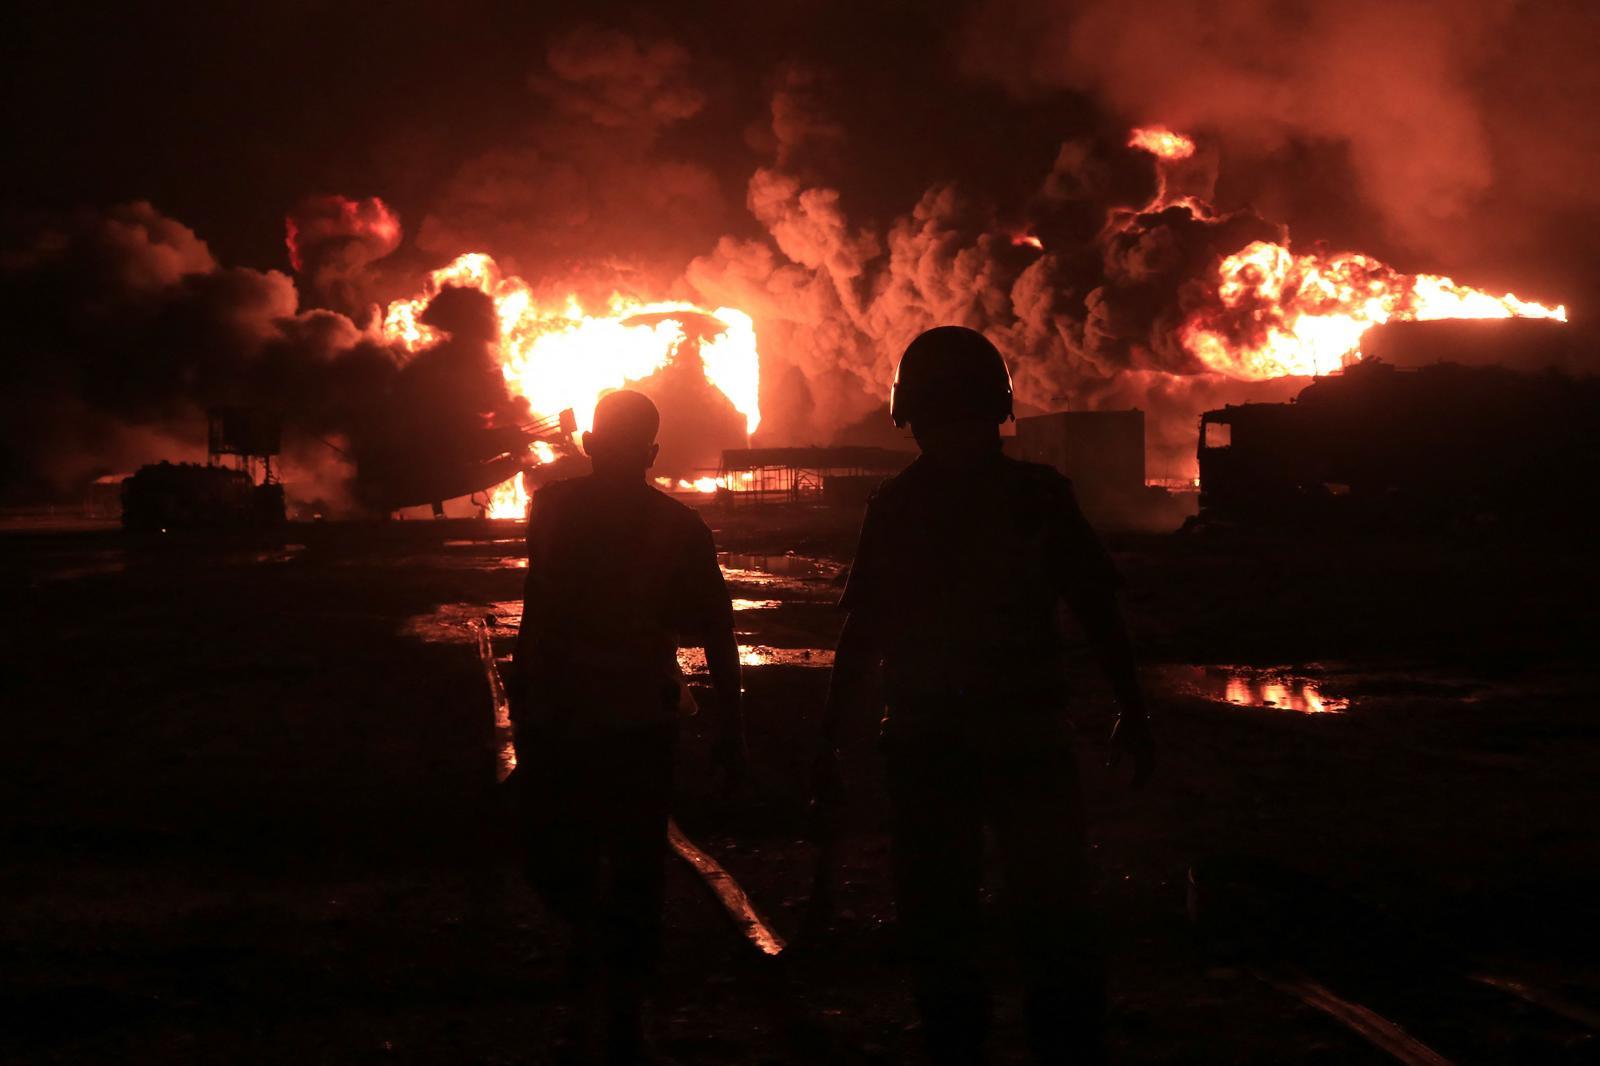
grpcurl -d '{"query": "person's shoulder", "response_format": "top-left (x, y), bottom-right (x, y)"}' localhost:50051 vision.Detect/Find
top-left (531, 475), bottom-right (586, 509)
top-left (997, 457), bottom-right (1084, 515)
top-left (1001, 456), bottom-right (1074, 494)
top-left (867, 458), bottom-right (926, 509)
top-left (644, 483), bottom-right (714, 533)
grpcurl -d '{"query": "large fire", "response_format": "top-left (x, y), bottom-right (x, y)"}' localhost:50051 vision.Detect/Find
top-left (1181, 242), bottom-right (1568, 379)
top-left (1126, 127), bottom-right (1568, 380)
top-left (381, 253), bottom-right (761, 517)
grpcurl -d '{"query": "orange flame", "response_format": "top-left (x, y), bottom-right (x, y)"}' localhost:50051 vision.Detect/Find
top-left (1127, 126), bottom-right (1566, 380)
top-left (1128, 126), bottom-right (1196, 161)
top-left (485, 472), bottom-right (529, 519)
top-left (479, 441), bottom-right (558, 519)
top-left (381, 253), bottom-right (761, 434)
top-left (382, 253), bottom-right (762, 517)
top-left (1182, 240), bottom-right (1568, 379)
top-left (652, 471), bottom-right (756, 495)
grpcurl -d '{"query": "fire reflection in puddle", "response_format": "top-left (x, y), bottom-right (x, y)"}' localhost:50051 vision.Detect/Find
top-left (1160, 665), bottom-right (1350, 714)
top-left (719, 553), bottom-right (843, 597)
top-left (402, 603), bottom-right (831, 675)
top-left (678, 645), bottom-right (834, 672)
top-left (732, 598), bottom-right (782, 611)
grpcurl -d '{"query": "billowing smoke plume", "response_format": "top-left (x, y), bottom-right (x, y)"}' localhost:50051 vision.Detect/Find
top-left (0, 202), bottom-right (526, 509)
top-left (959, 0), bottom-right (1600, 299)
top-left (414, 25), bottom-right (731, 292)
top-left (285, 194), bottom-right (401, 321)
top-left (680, 74), bottom-right (1299, 471)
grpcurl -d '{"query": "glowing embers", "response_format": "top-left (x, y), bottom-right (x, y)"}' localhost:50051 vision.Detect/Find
top-left (1221, 671), bottom-right (1349, 714)
top-left (381, 252), bottom-right (761, 436)
top-left (1164, 665), bottom-right (1351, 714)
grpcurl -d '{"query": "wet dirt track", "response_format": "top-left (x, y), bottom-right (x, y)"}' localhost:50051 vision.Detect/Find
top-left (3, 511), bottom-right (1598, 1064)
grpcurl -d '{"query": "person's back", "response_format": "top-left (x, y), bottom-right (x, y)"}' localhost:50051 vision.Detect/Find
top-left (519, 473), bottom-right (727, 733)
top-left (817, 327), bottom-right (1153, 1066)
top-left (510, 390), bottom-right (745, 1062)
top-left (842, 450), bottom-right (1119, 732)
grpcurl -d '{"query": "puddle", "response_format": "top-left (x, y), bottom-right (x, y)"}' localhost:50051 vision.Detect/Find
top-left (406, 600), bottom-right (832, 684)
top-left (1157, 665), bottom-right (1350, 714)
top-left (732, 598), bottom-right (783, 611)
top-left (678, 645), bottom-right (834, 673)
top-left (721, 553), bottom-right (844, 579)
top-left (443, 538), bottom-right (523, 547)
top-left (401, 601), bottom-right (525, 644)
top-left (719, 552), bottom-right (844, 598)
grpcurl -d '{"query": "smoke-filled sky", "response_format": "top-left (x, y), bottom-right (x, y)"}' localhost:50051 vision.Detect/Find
top-left (4, 0), bottom-right (1597, 503)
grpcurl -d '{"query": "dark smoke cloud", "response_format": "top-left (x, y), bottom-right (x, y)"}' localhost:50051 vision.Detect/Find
top-left (0, 202), bottom-right (530, 508)
top-left (285, 195), bottom-right (402, 322)
top-left (959, 0), bottom-right (1600, 301)
top-left (681, 82), bottom-right (1295, 472)
top-left (413, 25), bottom-right (734, 292)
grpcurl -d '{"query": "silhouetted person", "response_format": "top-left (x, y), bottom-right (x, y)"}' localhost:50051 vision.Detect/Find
top-left (814, 327), bottom-right (1154, 1066)
top-left (510, 389), bottom-right (746, 1062)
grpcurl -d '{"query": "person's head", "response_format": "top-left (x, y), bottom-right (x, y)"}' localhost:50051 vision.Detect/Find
top-left (583, 389), bottom-right (661, 478)
top-left (890, 326), bottom-right (1014, 463)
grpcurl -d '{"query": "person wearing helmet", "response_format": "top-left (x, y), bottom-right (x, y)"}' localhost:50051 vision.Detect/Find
top-left (510, 389), bottom-right (746, 1061)
top-left (813, 326), bottom-right (1153, 1065)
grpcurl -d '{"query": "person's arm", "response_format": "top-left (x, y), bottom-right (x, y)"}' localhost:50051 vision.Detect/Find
top-left (1054, 481), bottom-right (1154, 786)
top-left (813, 494), bottom-right (888, 804)
top-left (680, 520), bottom-right (745, 796)
top-left (1064, 586), bottom-right (1145, 722)
top-left (818, 610), bottom-right (882, 755)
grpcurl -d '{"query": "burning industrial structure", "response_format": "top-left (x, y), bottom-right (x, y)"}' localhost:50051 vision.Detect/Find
top-left (12, 9), bottom-right (1600, 1063)
top-left (0, 7), bottom-right (1587, 520)
top-left (376, 253), bottom-right (760, 517)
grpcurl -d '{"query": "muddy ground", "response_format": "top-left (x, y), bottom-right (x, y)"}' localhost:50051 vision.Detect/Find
top-left (3, 507), bottom-right (1598, 1064)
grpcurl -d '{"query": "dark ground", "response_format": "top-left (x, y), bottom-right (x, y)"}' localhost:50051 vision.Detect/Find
top-left (3, 506), bottom-right (1598, 1064)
